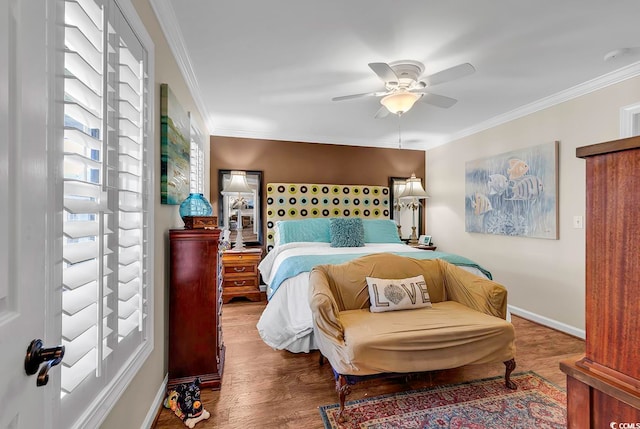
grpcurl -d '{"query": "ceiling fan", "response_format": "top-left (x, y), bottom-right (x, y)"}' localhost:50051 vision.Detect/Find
top-left (332, 60), bottom-right (475, 118)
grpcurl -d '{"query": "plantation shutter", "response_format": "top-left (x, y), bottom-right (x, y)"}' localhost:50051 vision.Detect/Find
top-left (190, 125), bottom-right (205, 194)
top-left (61, 0), bottom-right (151, 425)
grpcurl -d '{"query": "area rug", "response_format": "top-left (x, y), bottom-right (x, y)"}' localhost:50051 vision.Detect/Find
top-left (319, 371), bottom-right (566, 429)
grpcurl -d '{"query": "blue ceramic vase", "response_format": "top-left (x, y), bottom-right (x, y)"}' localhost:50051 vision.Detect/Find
top-left (179, 193), bottom-right (213, 219)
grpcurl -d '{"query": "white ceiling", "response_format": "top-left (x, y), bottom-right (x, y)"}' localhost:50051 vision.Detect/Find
top-left (154, 0), bottom-right (640, 150)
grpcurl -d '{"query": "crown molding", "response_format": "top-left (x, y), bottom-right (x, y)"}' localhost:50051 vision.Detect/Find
top-left (446, 61), bottom-right (640, 145)
top-left (211, 127), bottom-right (434, 150)
top-left (149, 0), bottom-right (214, 134)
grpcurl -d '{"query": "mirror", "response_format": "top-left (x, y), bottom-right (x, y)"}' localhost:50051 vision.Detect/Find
top-left (218, 170), bottom-right (263, 246)
top-left (389, 176), bottom-right (423, 241)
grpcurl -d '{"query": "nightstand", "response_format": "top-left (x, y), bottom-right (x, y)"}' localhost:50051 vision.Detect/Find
top-left (221, 247), bottom-right (263, 303)
top-left (409, 244), bottom-right (437, 251)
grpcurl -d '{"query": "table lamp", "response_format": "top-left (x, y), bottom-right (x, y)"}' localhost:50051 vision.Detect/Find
top-left (399, 173), bottom-right (429, 245)
top-left (222, 171), bottom-right (253, 250)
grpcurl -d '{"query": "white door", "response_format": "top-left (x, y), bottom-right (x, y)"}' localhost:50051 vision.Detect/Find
top-left (0, 1), bottom-right (55, 427)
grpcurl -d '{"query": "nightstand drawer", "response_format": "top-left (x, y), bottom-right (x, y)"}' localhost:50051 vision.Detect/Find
top-left (222, 263), bottom-right (258, 276)
top-left (222, 277), bottom-right (259, 289)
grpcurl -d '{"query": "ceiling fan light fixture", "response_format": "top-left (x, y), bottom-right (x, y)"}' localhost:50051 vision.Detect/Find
top-left (380, 91), bottom-right (421, 115)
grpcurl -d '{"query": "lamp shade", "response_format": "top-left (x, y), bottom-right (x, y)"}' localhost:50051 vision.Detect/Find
top-left (399, 173), bottom-right (429, 199)
top-left (380, 91), bottom-right (421, 115)
top-left (393, 180), bottom-right (406, 197)
top-left (222, 170), bottom-right (252, 194)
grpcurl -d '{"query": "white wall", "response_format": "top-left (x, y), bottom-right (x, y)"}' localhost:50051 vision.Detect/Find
top-left (427, 75), bottom-right (640, 335)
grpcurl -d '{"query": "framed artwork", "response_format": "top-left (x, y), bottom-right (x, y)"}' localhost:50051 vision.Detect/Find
top-left (160, 83), bottom-right (190, 204)
top-left (418, 235), bottom-right (432, 245)
top-left (465, 141), bottom-right (559, 239)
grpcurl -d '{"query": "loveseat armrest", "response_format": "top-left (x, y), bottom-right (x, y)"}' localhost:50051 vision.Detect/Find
top-left (440, 261), bottom-right (508, 319)
top-left (309, 267), bottom-right (345, 345)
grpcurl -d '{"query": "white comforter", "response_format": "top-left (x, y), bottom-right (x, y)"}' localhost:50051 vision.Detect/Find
top-left (256, 243), bottom-right (488, 353)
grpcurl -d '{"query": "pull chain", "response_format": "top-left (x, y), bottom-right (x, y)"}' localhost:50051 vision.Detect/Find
top-left (397, 113), bottom-right (403, 149)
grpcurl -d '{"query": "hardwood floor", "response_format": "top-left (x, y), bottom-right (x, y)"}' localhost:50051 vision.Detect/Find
top-left (153, 300), bottom-right (585, 429)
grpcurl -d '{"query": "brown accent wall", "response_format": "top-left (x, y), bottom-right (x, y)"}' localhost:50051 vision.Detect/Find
top-left (209, 135), bottom-right (426, 234)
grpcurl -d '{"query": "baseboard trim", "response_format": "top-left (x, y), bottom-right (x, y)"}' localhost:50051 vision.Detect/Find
top-left (142, 374), bottom-right (168, 429)
top-left (508, 305), bottom-right (585, 340)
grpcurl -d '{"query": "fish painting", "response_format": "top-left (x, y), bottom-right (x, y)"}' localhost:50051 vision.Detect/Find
top-left (507, 175), bottom-right (544, 201)
top-left (487, 174), bottom-right (509, 195)
top-left (507, 159), bottom-right (529, 180)
top-left (472, 192), bottom-right (493, 215)
top-left (465, 141), bottom-right (558, 239)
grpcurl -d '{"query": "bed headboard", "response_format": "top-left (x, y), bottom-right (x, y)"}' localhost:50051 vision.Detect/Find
top-left (265, 183), bottom-right (390, 250)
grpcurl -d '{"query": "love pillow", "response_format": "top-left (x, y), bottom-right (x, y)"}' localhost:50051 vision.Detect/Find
top-left (366, 275), bottom-right (433, 313)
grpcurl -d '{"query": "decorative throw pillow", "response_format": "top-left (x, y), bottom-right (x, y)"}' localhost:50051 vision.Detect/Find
top-left (329, 218), bottom-right (365, 247)
top-left (362, 219), bottom-right (402, 243)
top-left (366, 275), bottom-right (432, 313)
top-left (276, 218), bottom-right (330, 244)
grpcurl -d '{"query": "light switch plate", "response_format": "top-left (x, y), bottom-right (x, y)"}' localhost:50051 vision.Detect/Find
top-left (573, 216), bottom-right (583, 229)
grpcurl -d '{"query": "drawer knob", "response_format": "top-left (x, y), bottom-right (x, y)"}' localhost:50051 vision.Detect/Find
top-left (234, 281), bottom-right (246, 286)
top-left (233, 267), bottom-right (246, 272)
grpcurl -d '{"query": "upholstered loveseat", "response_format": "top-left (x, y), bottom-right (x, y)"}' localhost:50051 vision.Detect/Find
top-left (309, 253), bottom-right (517, 422)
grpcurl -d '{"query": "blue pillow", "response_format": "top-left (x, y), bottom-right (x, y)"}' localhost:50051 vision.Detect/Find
top-left (276, 219), bottom-right (330, 244)
top-left (362, 219), bottom-right (402, 243)
top-left (329, 218), bottom-right (365, 248)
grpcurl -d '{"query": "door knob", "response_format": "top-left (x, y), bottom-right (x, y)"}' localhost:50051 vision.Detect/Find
top-left (24, 339), bottom-right (65, 386)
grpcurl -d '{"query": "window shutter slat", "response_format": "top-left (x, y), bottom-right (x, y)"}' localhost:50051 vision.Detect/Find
top-left (64, 151), bottom-right (101, 171)
top-left (64, 51), bottom-right (102, 93)
top-left (62, 282), bottom-right (97, 315)
top-left (63, 241), bottom-right (99, 264)
top-left (118, 232), bottom-right (140, 248)
top-left (70, 0), bottom-right (102, 29)
top-left (65, 76), bottom-right (102, 115)
top-left (119, 278), bottom-right (139, 301)
top-left (62, 326), bottom-right (97, 366)
top-left (119, 246), bottom-right (140, 264)
top-left (63, 260), bottom-right (98, 290)
top-left (65, 127), bottom-right (101, 152)
top-left (119, 136), bottom-right (141, 158)
top-left (65, 101), bottom-right (102, 130)
top-left (64, 25), bottom-right (102, 72)
top-left (118, 262), bottom-right (140, 284)
top-left (61, 349), bottom-right (97, 393)
top-left (118, 99), bottom-right (140, 124)
top-left (63, 220), bottom-right (99, 238)
top-left (62, 303), bottom-right (98, 341)
top-left (118, 311), bottom-right (140, 338)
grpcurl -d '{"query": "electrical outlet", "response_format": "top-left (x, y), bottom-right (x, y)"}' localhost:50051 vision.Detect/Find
top-left (573, 216), bottom-right (583, 229)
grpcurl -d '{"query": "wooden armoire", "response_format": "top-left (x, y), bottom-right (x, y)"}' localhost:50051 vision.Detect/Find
top-left (561, 136), bottom-right (640, 427)
top-left (168, 228), bottom-right (224, 389)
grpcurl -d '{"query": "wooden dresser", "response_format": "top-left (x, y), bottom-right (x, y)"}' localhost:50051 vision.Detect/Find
top-left (168, 228), bottom-right (224, 389)
top-left (561, 136), bottom-right (640, 427)
top-left (221, 248), bottom-right (263, 303)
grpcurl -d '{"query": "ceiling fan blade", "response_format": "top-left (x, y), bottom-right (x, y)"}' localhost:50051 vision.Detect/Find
top-left (331, 91), bottom-right (387, 102)
top-left (418, 92), bottom-right (458, 108)
top-left (374, 106), bottom-right (390, 119)
top-left (422, 63), bottom-right (475, 87)
top-left (368, 62), bottom-right (399, 85)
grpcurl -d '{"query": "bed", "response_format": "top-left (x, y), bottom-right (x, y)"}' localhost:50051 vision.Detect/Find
top-left (256, 183), bottom-right (495, 353)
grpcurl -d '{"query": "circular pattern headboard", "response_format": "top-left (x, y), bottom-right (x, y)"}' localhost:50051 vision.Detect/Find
top-left (265, 183), bottom-right (390, 251)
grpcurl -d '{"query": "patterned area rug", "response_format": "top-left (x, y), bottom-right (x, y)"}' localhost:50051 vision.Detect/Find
top-left (319, 372), bottom-right (566, 429)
